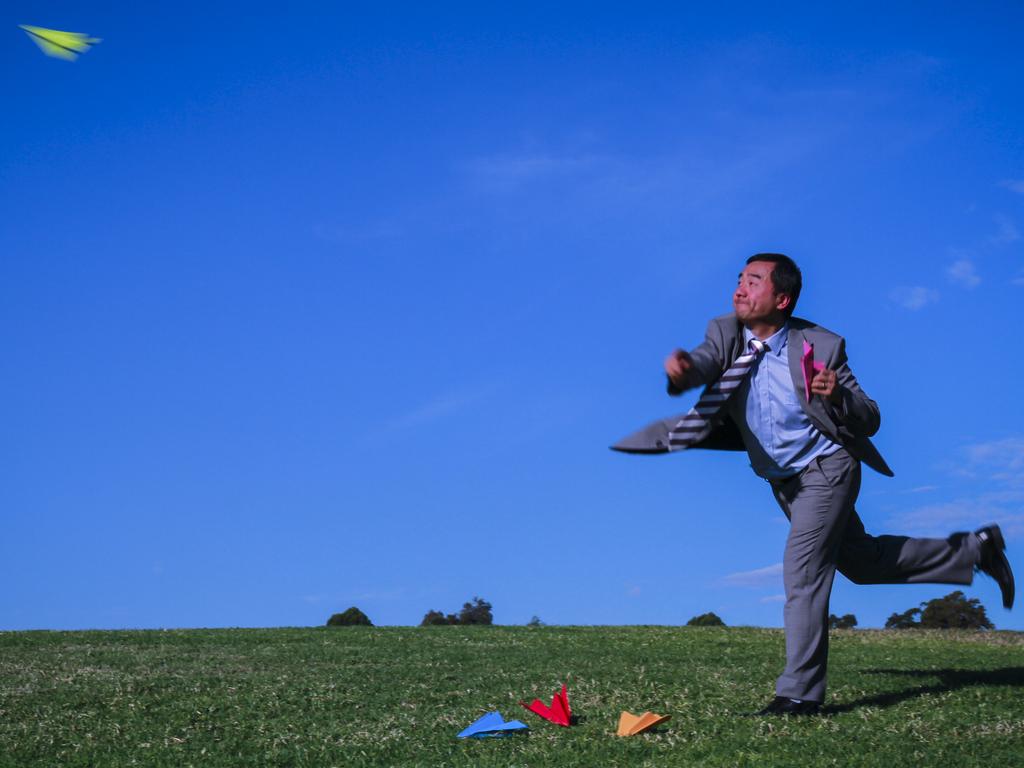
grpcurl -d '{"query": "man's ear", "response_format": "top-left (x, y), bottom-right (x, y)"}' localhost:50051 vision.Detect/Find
top-left (775, 293), bottom-right (792, 313)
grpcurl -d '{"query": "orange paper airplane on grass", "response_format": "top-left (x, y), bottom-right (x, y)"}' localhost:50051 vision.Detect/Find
top-left (521, 683), bottom-right (571, 726)
top-left (617, 710), bottom-right (671, 736)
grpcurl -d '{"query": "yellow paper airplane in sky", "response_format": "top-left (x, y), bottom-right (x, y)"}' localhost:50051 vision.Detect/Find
top-left (20, 25), bottom-right (101, 61)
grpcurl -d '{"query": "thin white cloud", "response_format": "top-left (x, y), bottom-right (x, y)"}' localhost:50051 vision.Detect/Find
top-left (465, 153), bottom-right (608, 190)
top-left (383, 394), bottom-right (466, 430)
top-left (888, 437), bottom-right (1024, 537)
top-left (1013, 270), bottom-right (1024, 287)
top-left (760, 593), bottom-right (787, 603)
top-left (377, 384), bottom-right (497, 434)
top-left (458, 78), bottom-right (868, 226)
top-left (946, 259), bottom-right (981, 288)
top-left (723, 562), bottom-right (783, 587)
top-left (462, 132), bottom-right (833, 220)
top-left (885, 498), bottom-right (1024, 538)
top-left (990, 214), bottom-right (1020, 245)
top-left (890, 286), bottom-right (939, 310)
top-left (964, 437), bottom-right (1024, 465)
top-left (963, 437), bottom-right (1024, 484)
top-left (999, 179), bottom-right (1024, 194)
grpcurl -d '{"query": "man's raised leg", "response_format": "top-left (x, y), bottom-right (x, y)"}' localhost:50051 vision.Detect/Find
top-left (835, 512), bottom-right (978, 586)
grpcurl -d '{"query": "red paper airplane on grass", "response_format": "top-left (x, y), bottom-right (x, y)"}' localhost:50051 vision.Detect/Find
top-left (521, 683), bottom-right (571, 726)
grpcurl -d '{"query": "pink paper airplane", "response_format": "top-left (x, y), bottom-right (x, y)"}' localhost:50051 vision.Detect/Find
top-left (801, 339), bottom-right (825, 401)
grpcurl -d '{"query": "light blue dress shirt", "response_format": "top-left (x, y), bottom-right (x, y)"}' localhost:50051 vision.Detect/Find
top-left (728, 323), bottom-right (841, 480)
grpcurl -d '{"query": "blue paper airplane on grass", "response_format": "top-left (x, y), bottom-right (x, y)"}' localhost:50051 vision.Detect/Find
top-left (457, 711), bottom-right (529, 739)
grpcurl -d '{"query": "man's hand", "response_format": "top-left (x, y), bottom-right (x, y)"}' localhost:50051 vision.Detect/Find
top-left (664, 349), bottom-right (693, 390)
top-left (811, 367), bottom-right (842, 404)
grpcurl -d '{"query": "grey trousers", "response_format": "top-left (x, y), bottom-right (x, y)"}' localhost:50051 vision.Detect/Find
top-left (769, 448), bottom-right (980, 702)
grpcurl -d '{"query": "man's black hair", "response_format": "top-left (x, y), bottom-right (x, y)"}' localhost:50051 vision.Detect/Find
top-left (746, 253), bottom-right (801, 316)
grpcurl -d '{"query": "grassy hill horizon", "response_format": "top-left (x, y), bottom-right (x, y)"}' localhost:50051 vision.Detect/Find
top-left (2, 626), bottom-right (1022, 767)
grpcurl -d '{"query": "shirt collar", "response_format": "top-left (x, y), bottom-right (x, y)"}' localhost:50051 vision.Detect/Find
top-left (743, 322), bottom-right (789, 357)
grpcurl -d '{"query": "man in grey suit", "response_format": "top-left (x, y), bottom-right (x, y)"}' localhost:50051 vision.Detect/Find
top-left (614, 253), bottom-right (1014, 715)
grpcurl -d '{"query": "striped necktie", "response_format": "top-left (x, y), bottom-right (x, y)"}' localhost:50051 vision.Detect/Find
top-left (667, 338), bottom-right (766, 450)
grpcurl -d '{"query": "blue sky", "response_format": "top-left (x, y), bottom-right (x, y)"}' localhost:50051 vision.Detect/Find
top-left (3, 2), bottom-right (1023, 631)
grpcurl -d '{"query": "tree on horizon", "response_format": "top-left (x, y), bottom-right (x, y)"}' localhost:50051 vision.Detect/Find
top-left (885, 591), bottom-right (993, 630)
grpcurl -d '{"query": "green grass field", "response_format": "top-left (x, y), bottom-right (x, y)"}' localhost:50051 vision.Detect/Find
top-left (1, 626), bottom-right (1022, 767)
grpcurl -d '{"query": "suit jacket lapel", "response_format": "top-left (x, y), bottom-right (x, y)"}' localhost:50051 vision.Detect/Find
top-left (786, 325), bottom-right (806, 405)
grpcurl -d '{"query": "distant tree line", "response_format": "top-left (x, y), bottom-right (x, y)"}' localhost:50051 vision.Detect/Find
top-left (828, 613), bottom-right (857, 629)
top-left (421, 597), bottom-right (493, 626)
top-left (326, 607), bottom-right (373, 626)
top-left (324, 597), bottom-right (509, 628)
top-left (885, 591), bottom-right (993, 630)
top-left (325, 591), bottom-right (993, 630)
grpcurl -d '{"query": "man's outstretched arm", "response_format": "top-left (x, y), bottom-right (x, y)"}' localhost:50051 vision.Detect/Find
top-left (665, 317), bottom-right (730, 395)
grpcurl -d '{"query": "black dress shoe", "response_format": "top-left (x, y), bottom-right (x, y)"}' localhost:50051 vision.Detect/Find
top-left (756, 696), bottom-right (821, 716)
top-left (976, 525), bottom-right (1014, 609)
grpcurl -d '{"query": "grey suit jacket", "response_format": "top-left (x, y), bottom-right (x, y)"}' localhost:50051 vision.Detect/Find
top-left (612, 313), bottom-right (894, 477)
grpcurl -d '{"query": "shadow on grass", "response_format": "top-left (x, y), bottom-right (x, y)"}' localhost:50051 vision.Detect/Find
top-left (824, 667), bottom-right (1024, 714)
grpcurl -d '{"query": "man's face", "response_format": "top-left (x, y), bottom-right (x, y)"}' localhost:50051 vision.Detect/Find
top-left (733, 260), bottom-right (790, 324)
